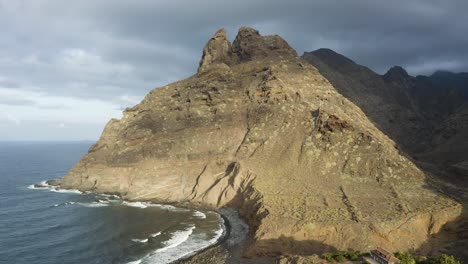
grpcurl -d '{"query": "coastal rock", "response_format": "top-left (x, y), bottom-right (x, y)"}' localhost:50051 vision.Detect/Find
top-left (58, 28), bottom-right (461, 258)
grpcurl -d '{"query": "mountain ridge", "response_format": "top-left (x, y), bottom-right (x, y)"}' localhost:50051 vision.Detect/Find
top-left (57, 27), bottom-right (462, 259)
top-left (302, 48), bottom-right (468, 168)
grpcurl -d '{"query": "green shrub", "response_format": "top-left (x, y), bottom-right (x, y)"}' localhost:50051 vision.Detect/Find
top-left (428, 254), bottom-right (461, 264)
top-left (395, 252), bottom-right (416, 264)
top-left (322, 250), bottom-right (363, 262)
top-left (393, 252), bottom-right (461, 264)
top-left (347, 251), bottom-right (360, 261)
top-left (323, 252), bottom-right (335, 261)
top-left (414, 255), bottom-right (427, 264)
top-left (336, 255), bottom-right (346, 263)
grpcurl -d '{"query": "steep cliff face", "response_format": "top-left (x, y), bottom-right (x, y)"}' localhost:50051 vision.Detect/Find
top-left (58, 27), bottom-right (461, 257)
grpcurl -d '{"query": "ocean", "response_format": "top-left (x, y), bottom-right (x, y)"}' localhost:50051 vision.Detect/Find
top-left (0, 141), bottom-right (225, 264)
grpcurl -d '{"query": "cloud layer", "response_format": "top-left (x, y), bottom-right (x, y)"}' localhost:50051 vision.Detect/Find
top-left (0, 0), bottom-right (466, 140)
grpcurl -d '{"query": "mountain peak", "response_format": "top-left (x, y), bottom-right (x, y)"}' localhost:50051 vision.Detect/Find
top-left (302, 48), bottom-right (356, 71)
top-left (385, 65), bottom-right (409, 77)
top-left (383, 66), bottom-right (411, 83)
top-left (198, 27), bottom-right (297, 73)
top-left (197, 28), bottom-right (233, 73)
top-left (213, 27), bottom-right (227, 38)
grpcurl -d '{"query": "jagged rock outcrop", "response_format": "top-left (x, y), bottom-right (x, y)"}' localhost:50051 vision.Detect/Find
top-left (58, 27), bottom-right (461, 258)
top-left (198, 28), bottom-right (233, 73)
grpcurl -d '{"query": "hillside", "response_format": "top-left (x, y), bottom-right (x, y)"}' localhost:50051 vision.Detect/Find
top-left (302, 49), bottom-right (468, 183)
top-left (57, 28), bottom-right (461, 258)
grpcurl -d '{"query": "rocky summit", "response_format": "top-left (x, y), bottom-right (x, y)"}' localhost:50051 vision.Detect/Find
top-left (58, 28), bottom-right (461, 258)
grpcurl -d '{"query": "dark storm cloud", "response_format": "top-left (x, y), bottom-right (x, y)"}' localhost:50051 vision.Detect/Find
top-left (1, 0), bottom-right (467, 140)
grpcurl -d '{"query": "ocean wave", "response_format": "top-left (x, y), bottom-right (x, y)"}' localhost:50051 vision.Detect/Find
top-left (78, 202), bottom-right (110, 208)
top-left (126, 260), bottom-right (142, 264)
top-left (193, 210), bottom-right (207, 219)
top-left (154, 204), bottom-right (177, 210)
top-left (126, 213), bottom-right (226, 264)
top-left (77, 199), bottom-right (180, 210)
top-left (121, 201), bottom-right (183, 211)
top-left (52, 201), bottom-right (76, 207)
top-left (122, 201), bottom-right (150, 209)
top-left (209, 219), bottom-right (225, 244)
top-left (49, 188), bottom-right (82, 194)
top-left (131, 238), bottom-right (149, 243)
top-left (131, 231), bottom-right (161, 244)
top-left (28, 181), bottom-right (82, 194)
top-left (97, 193), bottom-right (121, 199)
top-left (150, 232), bottom-right (161, 237)
top-left (155, 225), bottom-right (195, 253)
top-left (27, 181), bottom-right (51, 189)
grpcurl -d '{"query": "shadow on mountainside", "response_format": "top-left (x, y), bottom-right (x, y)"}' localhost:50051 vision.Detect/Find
top-left (242, 235), bottom-right (339, 258)
top-left (414, 159), bottom-right (468, 260)
top-left (301, 49), bottom-right (468, 181)
top-left (415, 206), bottom-right (468, 263)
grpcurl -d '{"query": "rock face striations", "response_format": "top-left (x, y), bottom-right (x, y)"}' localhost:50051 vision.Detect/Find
top-left (58, 28), bottom-right (461, 257)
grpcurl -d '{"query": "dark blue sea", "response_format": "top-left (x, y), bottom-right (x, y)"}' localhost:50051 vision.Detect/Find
top-left (0, 142), bottom-right (224, 264)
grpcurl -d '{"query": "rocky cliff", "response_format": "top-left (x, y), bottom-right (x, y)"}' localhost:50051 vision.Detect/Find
top-left (58, 27), bottom-right (461, 257)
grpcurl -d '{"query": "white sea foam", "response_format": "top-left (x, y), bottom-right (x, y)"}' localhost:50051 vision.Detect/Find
top-left (155, 225), bottom-right (195, 253)
top-left (126, 260), bottom-right (141, 264)
top-left (154, 204), bottom-right (176, 210)
top-left (131, 231), bottom-right (162, 244)
top-left (121, 201), bottom-right (180, 210)
top-left (27, 181), bottom-right (50, 189)
top-left (79, 202), bottom-right (109, 208)
top-left (150, 232), bottom-right (161, 237)
top-left (131, 238), bottom-right (149, 243)
top-left (134, 212), bottom-right (226, 264)
top-left (209, 224), bottom-right (225, 244)
top-left (98, 193), bottom-right (121, 199)
top-left (52, 201), bottom-right (76, 207)
top-left (50, 188), bottom-right (82, 194)
top-left (122, 201), bottom-right (149, 209)
top-left (193, 210), bottom-right (207, 219)
top-left (27, 181), bottom-right (83, 195)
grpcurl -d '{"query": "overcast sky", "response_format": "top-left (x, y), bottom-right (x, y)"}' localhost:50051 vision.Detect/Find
top-left (1, 0), bottom-right (467, 141)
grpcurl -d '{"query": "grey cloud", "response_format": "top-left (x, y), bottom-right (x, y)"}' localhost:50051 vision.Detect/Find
top-left (0, 98), bottom-right (34, 106)
top-left (0, 0), bottom-right (467, 140)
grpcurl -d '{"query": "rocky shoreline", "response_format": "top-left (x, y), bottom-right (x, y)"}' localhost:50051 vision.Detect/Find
top-left (44, 179), bottom-right (242, 263)
top-left (179, 208), bottom-right (275, 264)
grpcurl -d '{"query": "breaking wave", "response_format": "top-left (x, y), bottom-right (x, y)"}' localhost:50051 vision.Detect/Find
top-left (27, 180), bottom-right (82, 194)
top-left (156, 225), bottom-right (195, 253)
top-left (27, 181), bottom-right (225, 264)
top-left (131, 238), bottom-right (149, 243)
top-left (193, 210), bottom-right (207, 219)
